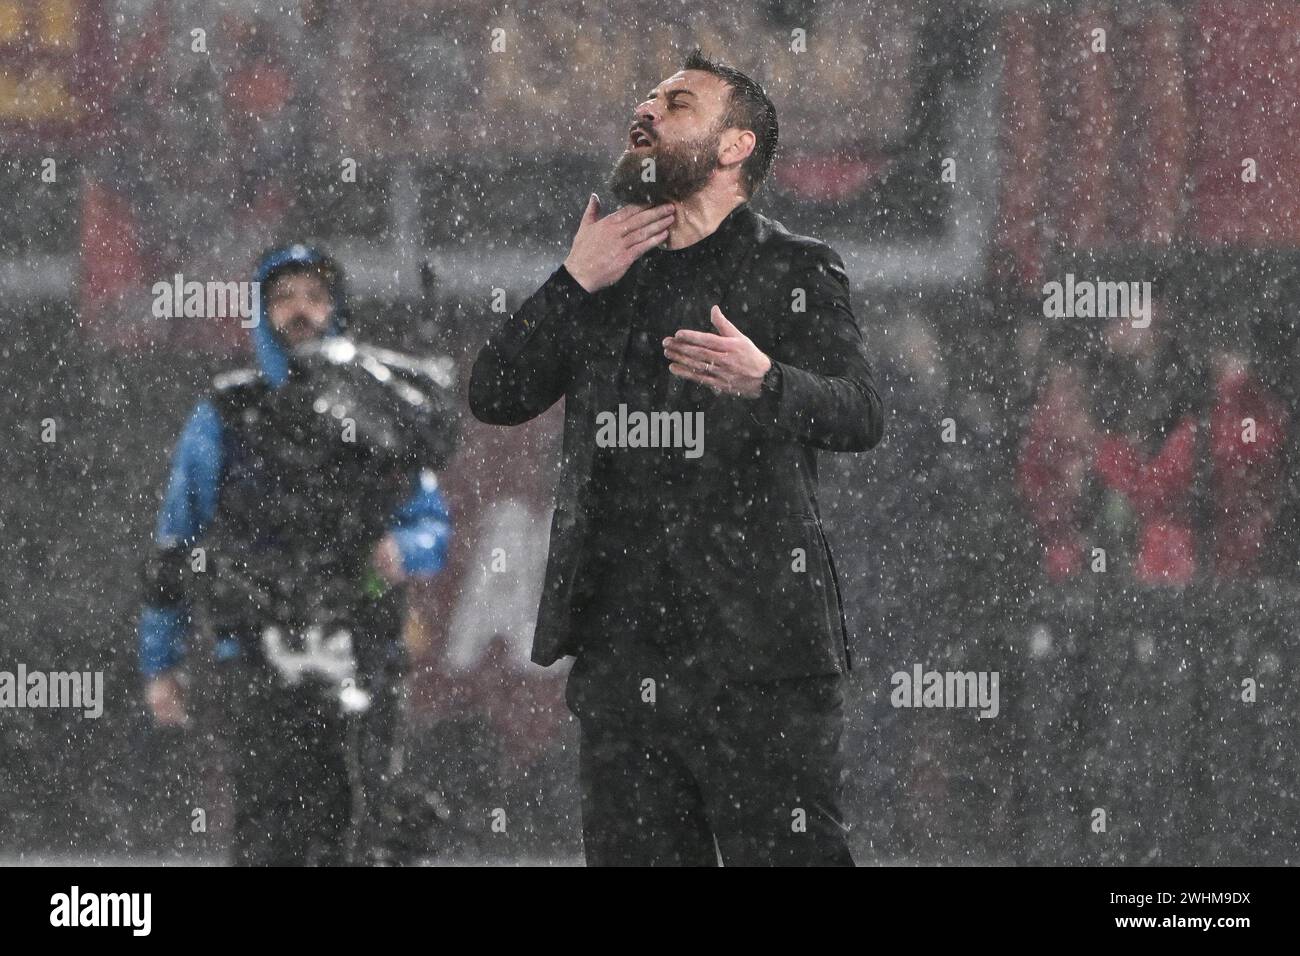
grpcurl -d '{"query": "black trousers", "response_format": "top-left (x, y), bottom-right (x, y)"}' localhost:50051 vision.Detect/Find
top-left (216, 660), bottom-right (405, 865)
top-left (566, 658), bottom-right (855, 867)
top-left (213, 591), bottom-right (408, 866)
top-left (220, 663), bottom-right (354, 867)
top-left (566, 521), bottom-right (854, 866)
top-left (221, 671), bottom-right (406, 867)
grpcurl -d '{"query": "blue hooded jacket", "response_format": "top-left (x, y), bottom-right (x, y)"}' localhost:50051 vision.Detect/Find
top-left (138, 244), bottom-right (452, 677)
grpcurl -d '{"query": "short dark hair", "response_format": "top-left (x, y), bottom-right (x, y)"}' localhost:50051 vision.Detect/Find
top-left (682, 48), bottom-right (778, 197)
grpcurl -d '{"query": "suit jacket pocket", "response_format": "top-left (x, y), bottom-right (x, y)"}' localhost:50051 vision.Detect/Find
top-left (696, 514), bottom-right (846, 679)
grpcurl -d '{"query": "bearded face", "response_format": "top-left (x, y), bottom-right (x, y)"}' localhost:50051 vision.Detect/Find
top-left (268, 272), bottom-right (334, 346)
top-left (608, 119), bottom-right (722, 205)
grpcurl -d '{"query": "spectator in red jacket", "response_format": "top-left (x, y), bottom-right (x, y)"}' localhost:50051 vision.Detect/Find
top-left (1018, 361), bottom-right (1098, 581)
top-left (1091, 307), bottom-right (1201, 586)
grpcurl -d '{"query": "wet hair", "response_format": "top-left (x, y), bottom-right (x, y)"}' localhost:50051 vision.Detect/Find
top-left (682, 48), bottom-right (778, 196)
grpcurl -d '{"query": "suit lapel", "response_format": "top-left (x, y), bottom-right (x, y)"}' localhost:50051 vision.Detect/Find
top-left (700, 203), bottom-right (762, 323)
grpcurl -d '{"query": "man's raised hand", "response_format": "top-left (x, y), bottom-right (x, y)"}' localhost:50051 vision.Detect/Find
top-left (562, 194), bottom-right (675, 293)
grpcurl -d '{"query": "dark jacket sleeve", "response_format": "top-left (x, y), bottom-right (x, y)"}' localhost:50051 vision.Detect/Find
top-left (468, 265), bottom-right (593, 425)
top-left (750, 245), bottom-right (885, 452)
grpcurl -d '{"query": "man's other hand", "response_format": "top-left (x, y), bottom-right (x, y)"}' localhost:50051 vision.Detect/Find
top-left (371, 533), bottom-right (407, 586)
top-left (664, 305), bottom-right (772, 398)
top-left (146, 672), bottom-right (190, 727)
top-left (562, 194), bottom-right (675, 293)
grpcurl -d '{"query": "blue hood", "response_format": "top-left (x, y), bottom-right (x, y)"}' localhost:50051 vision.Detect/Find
top-left (251, 243), bottom-right (347, 388)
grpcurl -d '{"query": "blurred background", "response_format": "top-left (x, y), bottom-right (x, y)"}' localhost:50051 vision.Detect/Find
top-left (2, 0), bottom-right (1299, 864)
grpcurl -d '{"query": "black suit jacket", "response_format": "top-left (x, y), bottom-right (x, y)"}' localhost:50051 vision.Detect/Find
top-left (469, 203), bottom-right (884, 679)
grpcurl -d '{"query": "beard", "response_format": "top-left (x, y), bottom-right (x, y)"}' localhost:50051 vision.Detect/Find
top-left (275, 314), bottom-right (327, 346)
top-left (608, 126), bottom-right (721, 205)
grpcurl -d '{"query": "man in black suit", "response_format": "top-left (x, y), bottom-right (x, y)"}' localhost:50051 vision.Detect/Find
top-left (469, 49), bottom-right (884, 866)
